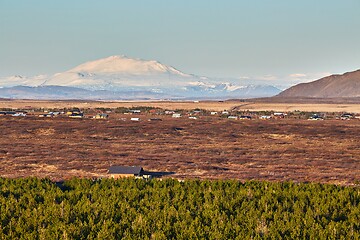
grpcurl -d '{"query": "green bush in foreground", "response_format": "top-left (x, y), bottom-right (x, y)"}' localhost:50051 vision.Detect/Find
top-left (0, 178), bottom-right (359, 239)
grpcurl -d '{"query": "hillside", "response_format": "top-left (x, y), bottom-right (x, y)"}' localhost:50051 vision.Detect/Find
top-left (278, 70), bottom-right (360, 98)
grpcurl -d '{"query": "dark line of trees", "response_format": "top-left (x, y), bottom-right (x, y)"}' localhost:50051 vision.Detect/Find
top-left (0, 178), bottom-right (359, 239)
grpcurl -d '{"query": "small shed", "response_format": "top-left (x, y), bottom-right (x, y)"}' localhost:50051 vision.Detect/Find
top-left (108, 166), bottom-right (144, 179)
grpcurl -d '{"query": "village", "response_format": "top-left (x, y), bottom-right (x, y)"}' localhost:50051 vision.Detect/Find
top-left (1, 105), bottom-right (359, 121)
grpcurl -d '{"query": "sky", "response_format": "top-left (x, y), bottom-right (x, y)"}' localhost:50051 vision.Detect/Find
top-left (1, 0), bottom-right (360, 84)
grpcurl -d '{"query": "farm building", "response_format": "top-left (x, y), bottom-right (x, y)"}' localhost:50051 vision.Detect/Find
top-left (148, 118), bottom-right (162, 121)
top-left (228, 116), bottom-right (238, 120)
top-left (273, 112), bottom-right (287, 118)
top-left (0, 111), bottom-right (16, 116)
top-left (69, 113), bottom-right (84, 118)
top-left (340, 113), bottom-right (353, 120)
top-left (38, 113), bottom-right (54, 118)
top-left (94, 113), bottom-right (109, 119)
top-left (260, 115), bottom-right (272, 120)
top-left (67, 108), bottom-right (81, 115)
top-left (165, 110), bottom-right (175, 115)
top-left (239, 115), bottom-right (252, 120)
top-left (12, 113), bottom-right (27, 117)
top-left (107, 166), bottom-right (151, 179)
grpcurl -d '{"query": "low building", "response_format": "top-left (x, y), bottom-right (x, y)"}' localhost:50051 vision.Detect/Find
top-left (239, 115), bottom-right (252, 120)
top-left (12, 112), bottom-right (27, 117)
top-left (4, 111), bottom-right (16, 115)
top-left (165, 110), bottom-right (175, 115)
top-left (273, 112), bottom-right (287, 118)
top-left (94, 113), bottom-right (109, 119)
top-left (260, 115), bottom-right (271, 120)
top-left (308, 115), bottom-right (324, 121)
top-left (340, 113), bottom-right (353, 120)
top-left (228, 116), bottom-right (238, 120)
top-left (50, 111), bottom-right (61, 116)
top-left (172, 113), bottom-right (181, 118)
top-left (69, 113), bottom-right (84, 118)
top-left (107, 166), bottom-right (151, 179)
top-left (67, 108), bottom-right (81, 115)
top-left (148, 118), bottom-right (162, 121)
top-left (128, 110), bottom-right (141, 114)
top-left (39, 113), bottom-right (54, 118)
top-left (131, 117), bottom-right (140, 121)
top-left (148, 109), bottom-right (158, 114)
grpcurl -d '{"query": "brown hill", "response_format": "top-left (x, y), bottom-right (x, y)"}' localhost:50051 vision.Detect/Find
top-left (278, 69), bottom-right (360, 98)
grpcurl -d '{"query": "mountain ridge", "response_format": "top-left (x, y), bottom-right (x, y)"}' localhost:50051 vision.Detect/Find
top-left (278, 69), bottom-right (360, 98)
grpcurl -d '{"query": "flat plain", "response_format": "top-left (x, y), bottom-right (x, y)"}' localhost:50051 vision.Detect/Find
top-left (1, 110), bottom-right (359, 185)
top-left (1, 99), bottom-right (360, 113)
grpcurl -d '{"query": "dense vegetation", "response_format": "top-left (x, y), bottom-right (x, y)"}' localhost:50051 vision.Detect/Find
top-left (0, 178), bottom-right (359, 239)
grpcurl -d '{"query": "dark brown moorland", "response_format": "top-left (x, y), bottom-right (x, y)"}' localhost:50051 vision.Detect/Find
top-left (1, 115), bottom-right (359, 185)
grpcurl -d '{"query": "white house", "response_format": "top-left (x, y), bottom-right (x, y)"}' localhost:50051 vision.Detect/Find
top-left (131, 117), bottom-right (140, 121)
top-left (228, 116), bottom-right (238, 120)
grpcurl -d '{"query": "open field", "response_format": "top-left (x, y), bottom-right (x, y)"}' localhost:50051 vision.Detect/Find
top-left (1, 99), bottom-right (360, 113)
top-left (232, 102), bottom-right (360, 113)
top-left (0, 99), bottom-right (238, 112)
top-left (1, 114), bottom-right (359, 185)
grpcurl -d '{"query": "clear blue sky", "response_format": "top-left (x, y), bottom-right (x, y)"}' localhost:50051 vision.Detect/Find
top-left (1, 0), bottom-right (360, 82)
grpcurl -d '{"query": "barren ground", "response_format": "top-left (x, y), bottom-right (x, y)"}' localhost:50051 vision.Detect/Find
top-left (1, 115), bottom-right (359, 185)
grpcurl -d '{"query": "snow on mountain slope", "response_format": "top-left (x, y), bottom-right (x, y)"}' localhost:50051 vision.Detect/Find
top-left (42, 55), bottom-right (197, 90)
top-left (0, 75), bottom-right (47, 88)
top-left (71, 55), bottom-right (190, 76)
top-left (0, 55), bottom-right (281, 99)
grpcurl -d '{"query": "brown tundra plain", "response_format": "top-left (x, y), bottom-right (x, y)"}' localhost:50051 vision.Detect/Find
top-left (0, 109), bottom-right (359, 185)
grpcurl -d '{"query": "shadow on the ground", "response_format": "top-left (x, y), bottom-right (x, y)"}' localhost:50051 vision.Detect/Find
top-left (143, 171), bottom-right (176, 178)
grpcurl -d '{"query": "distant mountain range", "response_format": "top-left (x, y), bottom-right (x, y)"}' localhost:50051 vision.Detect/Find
top-left (0, 56), bottom-right (281, 100)
top-left (278, 70), bottom-right (360, 98)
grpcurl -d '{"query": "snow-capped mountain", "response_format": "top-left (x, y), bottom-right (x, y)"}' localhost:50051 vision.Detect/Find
top-left (0, 75), bottom-right (47, 88)
top-left (42, 55), bottom-right (201, 90)
top-left (0, 55), bottom-right (281, 99)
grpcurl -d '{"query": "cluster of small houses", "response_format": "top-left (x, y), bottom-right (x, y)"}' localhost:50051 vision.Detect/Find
top-left (38, 109), bottom-right (109, 119)
top-left (0, 109), bottom-right (108, 119)
top-left (1, 109), bottom-right (360, 121)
